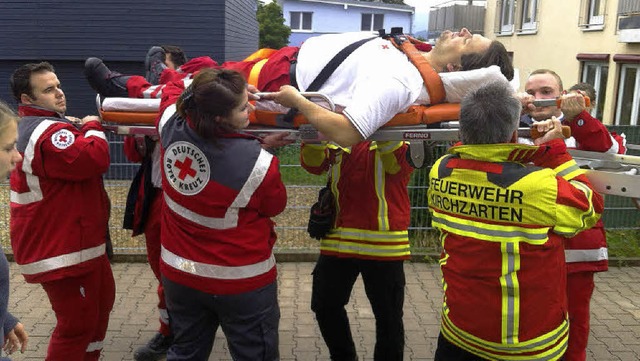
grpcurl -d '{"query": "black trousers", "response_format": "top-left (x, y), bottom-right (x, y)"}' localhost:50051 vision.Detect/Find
top-left (311, 255), bottom-right (406, 361)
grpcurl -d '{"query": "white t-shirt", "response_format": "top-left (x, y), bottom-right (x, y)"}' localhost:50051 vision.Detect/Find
top-left (296, 32), bottom-right (507, 138)
top-left (296, 32), bottom-right (427, 139)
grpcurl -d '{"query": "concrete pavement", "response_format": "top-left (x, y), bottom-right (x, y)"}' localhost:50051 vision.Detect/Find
top-left (6, 262), bottom-right (640, 361)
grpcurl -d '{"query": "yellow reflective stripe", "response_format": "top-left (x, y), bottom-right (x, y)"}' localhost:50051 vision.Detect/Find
top-left (248, 58), bottom-right (269, 87)
top-left (500, 242), bottom-right (521, 344)
top-left (374, 153), bottom-right (390, 231)
top-left (431, 211), bottom-right (550, 245)
top-left (441, 308), bottom-right (568, 359)
top-left (553, 180), bottom-right (598, 237)
top-left (374, 141), bottom-right (404, 154)
top-left (553, 159), bottom-right (584, 181)
top-left (320, 240), bottom-right (410, 257)
top-left (331, 153), bottom-right (342, 217)
top-left (325, 227), bottom-right (409, 241)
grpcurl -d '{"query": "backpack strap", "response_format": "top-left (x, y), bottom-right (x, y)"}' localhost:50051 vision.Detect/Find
top-left (283, 36), bottom-right (377, 123)
top-left (306, 36), bottom-right (377, 91)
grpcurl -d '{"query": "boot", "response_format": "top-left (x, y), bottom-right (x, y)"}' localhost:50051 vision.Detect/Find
top-left (145, 46), bottom-right (167, 85)
top-left (84, 57), bottom-right (130, 97)
top-left (134, 332), bottom-right (173, 361)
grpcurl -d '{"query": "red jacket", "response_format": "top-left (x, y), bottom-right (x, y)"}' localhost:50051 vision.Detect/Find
top-left (300, 141), bottom-right (413, 260)
top-left (157, 82), bottom-right (287, 295)
top-left (10, 106), bottom-right (110, 283)
top-left (563, 110), bottom-right (625, 273)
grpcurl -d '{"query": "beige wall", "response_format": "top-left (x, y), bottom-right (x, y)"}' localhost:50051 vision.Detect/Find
top-left (485, 0), bottom-right (640, 124)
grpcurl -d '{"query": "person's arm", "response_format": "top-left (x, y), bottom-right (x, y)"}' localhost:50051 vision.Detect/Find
top-left (262, 86), bottom-right (363, 147)
top-left (300, 142), bottom-right (330, 175)
top-left (3, 316), bottom-right (27, 356)
top-left (561, 93), bottom-right (616, 153)
top-left (33, 120), bottom-right (110, 181)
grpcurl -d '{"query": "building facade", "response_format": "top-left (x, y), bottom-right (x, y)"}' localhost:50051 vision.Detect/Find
top-left (277, 0), bottom-right (415, 46)
top-left (487, 0), bottom-right (640, 125)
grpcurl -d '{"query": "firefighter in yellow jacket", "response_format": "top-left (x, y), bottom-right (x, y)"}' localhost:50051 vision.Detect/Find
top-left (428, 81), bottom-right (604, 361)
top-left (300, 139), bottom-right (414, 361)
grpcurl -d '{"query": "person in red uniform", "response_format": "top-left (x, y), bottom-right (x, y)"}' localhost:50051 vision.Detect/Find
top-left (300, 139), bottom-right (413, 361)
top-left (9, 61), bottom-right (115, 361)
top-left (430, 81), bottom-right (604, 361)
top-left (123, 45), bottom-right (292, 361)
top-left (131, 66), bottom-right (286, 360)
top-left (519, 70), bottom-right (626, 361)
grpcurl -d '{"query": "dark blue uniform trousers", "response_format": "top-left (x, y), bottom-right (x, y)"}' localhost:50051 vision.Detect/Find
top-left (163, 276), bottom-right (280, 361)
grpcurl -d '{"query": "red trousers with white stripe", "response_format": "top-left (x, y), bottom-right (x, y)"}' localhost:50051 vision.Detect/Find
top-left (565, 271), bottom-right (595, 361)
top-left (41, 256), bottom-right (115, 361)
top-left (144, 192), bottom-right (171, 336)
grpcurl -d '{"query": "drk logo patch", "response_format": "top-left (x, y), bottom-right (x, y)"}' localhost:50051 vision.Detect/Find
top-left (164, 141), bottom-right (210, 195)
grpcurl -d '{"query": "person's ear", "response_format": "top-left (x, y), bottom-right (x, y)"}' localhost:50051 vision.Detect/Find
top-left (446, 63), bottom-right (462, 72)
top-left (20, 93), bottom-right (34, 105)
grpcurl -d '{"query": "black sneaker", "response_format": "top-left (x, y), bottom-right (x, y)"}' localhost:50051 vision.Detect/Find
top-left (145, 46), bottom-right (167, 85)
top-left (134, 332), bottom-right (173, 361)
top-left (84, 57), bottom-right (130, 98)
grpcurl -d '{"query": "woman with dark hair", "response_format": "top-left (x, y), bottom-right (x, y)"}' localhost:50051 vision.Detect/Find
top-left (155, 68), bottom-right (287, 360)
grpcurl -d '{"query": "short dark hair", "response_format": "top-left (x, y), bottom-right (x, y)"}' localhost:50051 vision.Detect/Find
top-left (459, 81), bottom-right (521, 145)
top-left (461, 41), bottom-right (514, 81)
top-left (176, 68), bottom-right (246, 141)
top-left (529, 69), bottom-right (563, 91)
top-left (10, 62), bottom-right (56, 103)
top-left (161, 45), bottom-right (188, 67)
top-left (569, 82), bottom-right (596, 105)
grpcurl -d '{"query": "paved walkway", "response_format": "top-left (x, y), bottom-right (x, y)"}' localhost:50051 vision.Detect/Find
top-left (6, 262), bottom-right (640, 361)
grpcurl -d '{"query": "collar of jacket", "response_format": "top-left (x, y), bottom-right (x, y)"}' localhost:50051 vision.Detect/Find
top-left (18, 104), bottom-right (64, 118)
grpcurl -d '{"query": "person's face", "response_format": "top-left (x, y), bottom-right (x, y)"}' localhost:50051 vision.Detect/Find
top-left (22, 71), bottom-right (66, 114)
top-left (220, 92), bottom-right (253, 130)
top-left (0, 120), bottom-right (22, 178)
top-left (432, 28), bottom-right (492, 64)
top-left (165, 54), bottom-right (177, 70)
top-left (524, 73), bottom-right (562, 120)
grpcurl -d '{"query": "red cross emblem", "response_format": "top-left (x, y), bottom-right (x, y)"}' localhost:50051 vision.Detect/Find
top-left (174, 157), bottom-right (197, 180)
top-left (382, 45), bottom-right (389, 49)
top-left (58, 135), bottom-right (67, 143)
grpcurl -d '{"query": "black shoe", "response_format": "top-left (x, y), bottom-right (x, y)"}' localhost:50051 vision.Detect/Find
top-left (84, 57), bottom-right (130, 98)
top-left (145, 46), bottom-right (167, 85)
top-left (134, 332), bottom-right (173, 361)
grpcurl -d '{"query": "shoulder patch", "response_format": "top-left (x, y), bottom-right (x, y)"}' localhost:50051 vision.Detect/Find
top-left (164, 141), bottom-right (210, 195)
top-left (51, 129), bottom-right (75, 149)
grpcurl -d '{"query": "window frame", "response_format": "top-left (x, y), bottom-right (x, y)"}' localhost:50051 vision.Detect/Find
top-left (579, 0), bottom-right (606, 30)
top-left (361, 13), bottom-right (384, 32)
top-left (580, 61), bottom-right (609, 120)
top-left (615, 63), bottom-right (640, 126)
top-left (498, 0), bottom-right (515, 35)
top-left (518, 0), bottom-right (538, 33)
top-left (290, 11), bottom-right (313, 32)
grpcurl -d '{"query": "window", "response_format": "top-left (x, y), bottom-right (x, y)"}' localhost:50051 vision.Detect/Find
top-left (290, 12), bottom-right (312, 31)
top-left (518, 0), bottom-right (538, 32)
top-left (361, 13), bottom-right (384, 32)
top-left (581, 62), bottom-right (609, 120)
top-left (579, 0), bottom-right (606, 29)
top-left (498, 0), bottom-right (515, 34)
top-left (615, 64), bottom-right (640, 125)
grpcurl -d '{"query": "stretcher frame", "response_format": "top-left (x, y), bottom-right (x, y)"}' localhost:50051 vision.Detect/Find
top-left (96, 93), bottom-right (640, 202)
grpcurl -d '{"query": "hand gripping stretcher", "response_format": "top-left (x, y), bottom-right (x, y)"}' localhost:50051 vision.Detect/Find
top-left (96, 92), bottom-right (640, 205)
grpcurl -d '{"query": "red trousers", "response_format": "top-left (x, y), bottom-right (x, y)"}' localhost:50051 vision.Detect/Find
top-left (565, 271), bottom-right (595, 361)
top-left (144, 191), bottom-right (171, 336)
top-left (41, 256), bottom-right (115, 361)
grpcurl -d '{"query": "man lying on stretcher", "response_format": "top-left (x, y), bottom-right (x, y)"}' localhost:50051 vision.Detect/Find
top-left (85, 28), bottom-right (514, 148)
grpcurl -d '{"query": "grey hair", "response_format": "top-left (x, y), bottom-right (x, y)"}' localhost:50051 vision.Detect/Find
top-left (459, 81), bottom-right (521, 145)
